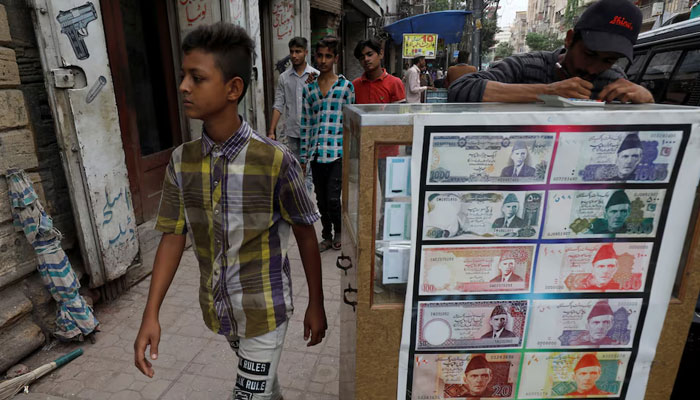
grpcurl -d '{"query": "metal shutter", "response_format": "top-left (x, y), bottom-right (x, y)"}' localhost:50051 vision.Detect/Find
top-left (310, 0), bottom-right (342, 15)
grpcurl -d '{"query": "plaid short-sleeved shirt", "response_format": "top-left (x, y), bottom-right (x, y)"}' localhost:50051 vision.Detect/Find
top-left (300, 75), bottom-right (355, 164)
top-left (155, 120), bottom-right (320, 338)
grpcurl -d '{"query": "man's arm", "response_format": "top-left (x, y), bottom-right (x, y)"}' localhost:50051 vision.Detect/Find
top-left (597, 78), bottom-right (654, 103)
top-left (448, 54), bottom-right (593, 103)
top-left (268, 75), bottom-right (286, 138)
top-left (299, 86), bottom-right (312, 172)
top-left (133, 233), bottom-right (186, 377)
top-left (292, 224), bottom-right (327, 346)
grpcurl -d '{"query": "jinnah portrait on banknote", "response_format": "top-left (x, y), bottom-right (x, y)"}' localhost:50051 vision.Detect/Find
top-left (444, 355), bottom-right (493, 398)
top-left (481, 305), bottom-right (517, 339)
top-left (611, 133), bottom-right (644, 180)
top-left (565, 354), bottom-right (612, 397)
top-left (490, 251), bottom-right (524, 282)
top-left (492, 194), bottom-right (527, 229)
top-left (588, 191), bottom-right (633, 234)
top-left (500, 141), bottom-right (537, 178)
top-left (577, 244), bottom-right (621, 290)
top-left (569, 301), bottom-right (618, 346)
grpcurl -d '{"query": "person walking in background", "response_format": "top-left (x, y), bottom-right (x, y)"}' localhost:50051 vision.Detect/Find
top-left (267, 37), bottom-right (318, 160)
top-left (445, 50), bottom-right (477, 88)
top-left (352, 38), bottom-right (405, 104)
top-left (405, 55), bottom-right (429, 103)
top-left (301, 36), bottom-right (355, 252)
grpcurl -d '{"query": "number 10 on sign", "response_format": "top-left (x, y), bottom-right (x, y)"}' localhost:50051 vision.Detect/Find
top-left (403, 33), bottom-right (438, 58)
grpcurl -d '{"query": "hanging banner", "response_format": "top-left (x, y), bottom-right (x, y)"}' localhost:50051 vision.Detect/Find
top-left (397, 105), bottom-right (700, 399)
top-left (403, 33), bottom-right (438, 59)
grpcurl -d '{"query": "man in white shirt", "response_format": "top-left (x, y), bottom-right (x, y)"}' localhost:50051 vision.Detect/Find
top-left (405, 56), bottom-right (429, 103)
top-left (268, 37), bottom-right (319, 161)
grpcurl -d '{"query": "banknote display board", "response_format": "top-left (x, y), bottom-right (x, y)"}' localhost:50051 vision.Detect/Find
top-left (398, 109), bottom-right (700, 399)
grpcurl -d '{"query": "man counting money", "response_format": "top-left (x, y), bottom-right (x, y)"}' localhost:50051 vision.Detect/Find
top-left (571, 301), bottom-right (618, 345)
top-left (580, 244), bottom-right (621, 290)
top-left (501, 141), bottom-right (536, 178)
top-left (565, 354), bottom-right (612, 396)
top-left (481, 305), bottom-right (517, 339)
top-left (492, 194), bottom-right (526, 229)
top-left (611, 133), bottom-right (643, 180)
top-left (444, 356), bottom-right (493, 398)
top-left (448, 0), bottom-right (653, 104)
top-left (588, 191), bottom-right (631, 234)
top-left (490, 253), bottom-right (524, 282)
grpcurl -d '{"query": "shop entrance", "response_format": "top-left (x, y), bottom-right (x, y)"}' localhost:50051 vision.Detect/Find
top-left (101, 0), bottom-right (184, 224)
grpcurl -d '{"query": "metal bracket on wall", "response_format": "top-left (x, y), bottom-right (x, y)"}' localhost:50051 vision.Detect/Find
top-left (343, 283), bottom-right (358, 312)
top-left (336, 253), bottom-right (353, 275)
top-left (51, 68), bottom-right (75, 88)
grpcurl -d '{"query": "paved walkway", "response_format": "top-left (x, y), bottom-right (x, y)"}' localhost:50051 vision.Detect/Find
top-left (14, 224), bottom-right (342, 400)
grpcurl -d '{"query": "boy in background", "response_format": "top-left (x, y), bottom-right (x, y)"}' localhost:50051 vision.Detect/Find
top-left (133, 23), bottom-right (327, 400)
top-left (300, 36), bottom-right (355, 251)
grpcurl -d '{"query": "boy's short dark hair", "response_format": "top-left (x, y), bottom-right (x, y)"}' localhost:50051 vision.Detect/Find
top-left (353, 38), bottom-right (382, 60)
top-left (457, 50), bottom-right (470, 64)
top-left (289, 37), bottom-right (308, 50)
top-left (316, 35), bottom-right (340, 56)
top-left (412, 55), bottom-right (425, 65)
top-left (182, 22), bottom-right (255, 98)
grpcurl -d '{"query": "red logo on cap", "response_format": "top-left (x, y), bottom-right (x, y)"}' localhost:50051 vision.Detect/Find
top-left (609, 16), bottom-right (633, 31)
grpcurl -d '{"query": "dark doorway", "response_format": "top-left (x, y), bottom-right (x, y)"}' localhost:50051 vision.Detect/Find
top-left (101, 0), bottom-right (184, 224)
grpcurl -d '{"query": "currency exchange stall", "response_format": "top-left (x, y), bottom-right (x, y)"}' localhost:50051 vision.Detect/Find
top-left (339, 103), bottom-right (700, 400)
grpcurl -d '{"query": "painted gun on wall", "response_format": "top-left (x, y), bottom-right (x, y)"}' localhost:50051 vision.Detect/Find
top-left (56, 2), bottom-right (97, 60)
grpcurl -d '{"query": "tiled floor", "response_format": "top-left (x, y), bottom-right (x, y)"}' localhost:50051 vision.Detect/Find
top-left (16, 222), bottom-right (342, 399)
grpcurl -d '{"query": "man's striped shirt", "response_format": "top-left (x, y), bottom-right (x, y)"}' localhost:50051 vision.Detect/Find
top-left (448, 47), bottom-right (626, 102)
top-left (155, 120), bottom-right (320, 338)
top-left (300, 75), bottom-right (355, 164)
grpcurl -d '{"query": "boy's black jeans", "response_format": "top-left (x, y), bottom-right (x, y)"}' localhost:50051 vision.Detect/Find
top-left (310, 158), bottom-right (342, 241)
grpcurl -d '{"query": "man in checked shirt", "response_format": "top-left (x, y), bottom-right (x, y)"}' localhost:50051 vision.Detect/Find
top-left (300, 35), bottom-right (355, 252)
top-left (133, 23), bottom-right (326, 400)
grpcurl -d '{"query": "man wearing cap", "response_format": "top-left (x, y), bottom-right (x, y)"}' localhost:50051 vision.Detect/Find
top-left (443, 355), bottom-right (493, 398)
top-left (588, 190), bottom-right (631, 234)
top-left (580, 244), bottom-right (621, 290)
top-left (571, 300), bottom-right (618, 345)
top-left (501, 141), bottom-right (536, 178)
top-left (610, 133), bottom-right (644, 180)
top-left (481, 305), bottom-right (517, 339)
top-left (565, 354), bottom-right (613, 396)
top-left (448, 0), bottom-right (654, 104)
top-left (493, 194), bottom-right (526, 229)
top-left (490, 253), bottom-right (524, 282)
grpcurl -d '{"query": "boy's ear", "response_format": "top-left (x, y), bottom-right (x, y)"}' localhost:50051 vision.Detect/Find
top-left (226, 77), bottom-right (245, 102)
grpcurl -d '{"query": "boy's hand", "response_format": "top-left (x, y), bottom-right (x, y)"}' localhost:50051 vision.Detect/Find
top-left (306, 72), bottom-right (318, 85)
top-left (303, 300), bottom-right (327, 346)
top-left (134, 316), bottom-right (161, 377)
top-left (267, 130), bottom-right (276, 140)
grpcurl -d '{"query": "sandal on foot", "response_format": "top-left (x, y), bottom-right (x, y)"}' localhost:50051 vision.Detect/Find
top-left (319, 239), bottom-right (333, 252)
top-left (332, 236), bottom-right (341, 250)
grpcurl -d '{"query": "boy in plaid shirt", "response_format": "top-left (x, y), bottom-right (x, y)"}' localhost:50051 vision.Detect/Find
top-left (133, 23), bottom-right (327, 400)
top-left (300, 36), bottom-right (355, 251)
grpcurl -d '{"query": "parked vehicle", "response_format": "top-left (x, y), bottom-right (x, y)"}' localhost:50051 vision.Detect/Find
top-left (617, 17), bottom-right (700, 106)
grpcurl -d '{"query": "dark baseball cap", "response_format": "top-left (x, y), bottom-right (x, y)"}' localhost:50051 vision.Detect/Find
top-left (574, 0), bottom-right (642, 61)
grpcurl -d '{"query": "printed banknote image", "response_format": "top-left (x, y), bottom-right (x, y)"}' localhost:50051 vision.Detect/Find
top-left (534, 242), bottom-right (653, 293)
top-left (543, 189), bottom-right (665, 238)
top-left (526, 299), bottom-right (643, 349)
top-left (417, 300), bottom-right (528, 350)
top-left (412, 353), bottom-right (521, 399)
top-left (518, 352), bottom-right (631, 398)
top-left (551, 130), bottom-right (683, 183)
top-left (424, 191), bottom-right (544, 239)
top-left (427, 133), bottom-right (555, 184)
top-left (420, 245), bottom-right (535, 295)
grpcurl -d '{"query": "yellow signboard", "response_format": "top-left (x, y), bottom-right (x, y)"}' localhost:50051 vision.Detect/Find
top-left (402, 33), bottom-right (438, 58)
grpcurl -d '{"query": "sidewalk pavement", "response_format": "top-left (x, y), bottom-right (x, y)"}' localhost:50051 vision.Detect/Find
top-left (11, 222), bottom-right (342, 400)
